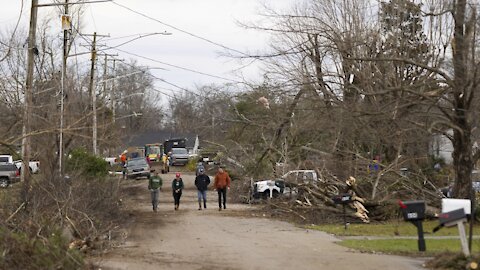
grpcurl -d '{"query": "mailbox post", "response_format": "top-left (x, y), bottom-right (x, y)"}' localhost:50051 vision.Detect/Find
top-left (333, 194), bottom-right (353, 230)
top-left (434, 200), bottom-right (471, 257)
top-left (399, 200), bottom-right (426, 252)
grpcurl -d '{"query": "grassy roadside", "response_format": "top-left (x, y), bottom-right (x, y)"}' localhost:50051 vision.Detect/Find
top-left (339, 239), bottom-right (480, 256)
top-left (308, 220), bottom-right (480, 237)
top-left (309, 221), bottom-right (480, 256)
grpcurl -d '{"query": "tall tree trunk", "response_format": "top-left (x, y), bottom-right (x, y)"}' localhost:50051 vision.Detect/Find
top-left (451, 0), bottom-right (474, 198)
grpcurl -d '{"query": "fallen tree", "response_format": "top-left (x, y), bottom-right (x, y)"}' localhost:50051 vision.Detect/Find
top-left (242, 167), bottom-right (445, 224)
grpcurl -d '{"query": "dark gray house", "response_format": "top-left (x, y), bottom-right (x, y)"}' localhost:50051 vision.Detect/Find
top-left (124, 130), bottom-right (199, 155)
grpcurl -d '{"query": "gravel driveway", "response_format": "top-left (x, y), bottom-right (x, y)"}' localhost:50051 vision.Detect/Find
top-left (94, 172), bottom-right (426, 270)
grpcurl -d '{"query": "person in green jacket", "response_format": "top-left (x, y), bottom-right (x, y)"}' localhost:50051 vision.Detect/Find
top-left (172, 172), bottom-right (184, 210)
top-left (148, 169), bottom-right (163, 212)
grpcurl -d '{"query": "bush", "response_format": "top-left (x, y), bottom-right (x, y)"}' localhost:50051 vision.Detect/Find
top-left (66, 148), bottom-right (109, 178)
top-left (0, 228), bottom-right (84, 270)
top-left (186, 158), bottom-right (198, 172)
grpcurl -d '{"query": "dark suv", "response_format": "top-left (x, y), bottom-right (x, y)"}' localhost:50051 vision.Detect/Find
top-left (0, 164), bottom-right (20, 188)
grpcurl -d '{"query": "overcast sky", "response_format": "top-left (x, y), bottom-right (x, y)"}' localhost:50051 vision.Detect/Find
top-left (1, 0), bottom-right (293, 96)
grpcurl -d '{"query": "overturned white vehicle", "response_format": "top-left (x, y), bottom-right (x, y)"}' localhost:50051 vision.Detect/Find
top-left (252, 170), bottom-right (319, 199)
top-left (252, 179), bottom-right (285, 199)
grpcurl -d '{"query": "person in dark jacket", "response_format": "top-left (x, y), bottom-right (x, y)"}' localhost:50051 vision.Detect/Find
top-left (194, 168), bottom-right (210, 210)
top-left (172, 172), bottom-right (184, 210)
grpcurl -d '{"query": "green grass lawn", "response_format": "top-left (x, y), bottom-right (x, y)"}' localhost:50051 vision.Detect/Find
top-left (339, 238), bottom-right (480, 256)
top-left (309, 221), bottom-right (480, 255)
top-left (308, 220), bottom-right (480, 237)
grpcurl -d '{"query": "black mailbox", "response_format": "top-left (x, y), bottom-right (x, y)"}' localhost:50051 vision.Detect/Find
top-left (399, 200), bottom-right (427, 251)
top-left (439, 208), bottom-right (467, 227)
top-left (399, 200), bottom-right (425, 221)
top-left (333, 194), bottom-right (352, 204)
top-left (332, 193), bottom-right (353, 230)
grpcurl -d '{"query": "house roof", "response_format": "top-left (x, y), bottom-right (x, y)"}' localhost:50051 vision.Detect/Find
top-left (125, 130), bottom-right (198, 148)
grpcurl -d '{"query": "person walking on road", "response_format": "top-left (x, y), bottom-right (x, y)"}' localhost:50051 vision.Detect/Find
top-left (195, 161), bottom-right (205, 176)
top-left (148, 169), bottom-right (163, 212)
top-left (121, 151), bottom-right (127, 179)
top-left (194, 168), bottom-right (210, 210)
top-left (172, 172), bottom-right (184, 210)
top-left (214, 167), bottom-right (231, 211)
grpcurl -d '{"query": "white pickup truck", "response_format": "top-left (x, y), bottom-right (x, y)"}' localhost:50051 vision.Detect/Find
top-left (0, 155), bottom-right (40, 174)
top-left (253, 170), bottom-right (319, 199)
top-left (15, 160), bottom-right (40, 174)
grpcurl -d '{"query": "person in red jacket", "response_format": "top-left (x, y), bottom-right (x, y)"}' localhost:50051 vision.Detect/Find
top-left (214, 167), bottom-right (231, 211)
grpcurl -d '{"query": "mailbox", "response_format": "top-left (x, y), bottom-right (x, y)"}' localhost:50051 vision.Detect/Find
top-left (332, 193), bottom-right (353, 230)
top-left (433, 207), bottom-right (470, 256)
top-left (438, 208), bottom-right (467, 228)
top-left (333, 194), bottom-right (352, 205)
top-left (399, 200), bottom-right (425, 221)
top-left (399, 200), bottom-right (427, 251)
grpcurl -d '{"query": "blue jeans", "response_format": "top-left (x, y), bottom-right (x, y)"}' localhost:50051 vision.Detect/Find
top-left (150, 189), bottom-right (159, 210)
top-left (197, 190), bottom-right (207, 202)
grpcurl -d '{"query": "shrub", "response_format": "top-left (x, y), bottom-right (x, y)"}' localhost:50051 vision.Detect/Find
top-left (186, 158), bottom-right (198, 172)
top-left (66, 148), bottom-right (109, 178)
top-left (0, 228), bottom-right (84, 270)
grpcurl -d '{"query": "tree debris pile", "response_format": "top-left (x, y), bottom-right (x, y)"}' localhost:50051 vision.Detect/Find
top-left (249, 169), bottom-right (444, 224)
top-left (0, 174), bottom-right (125, 269)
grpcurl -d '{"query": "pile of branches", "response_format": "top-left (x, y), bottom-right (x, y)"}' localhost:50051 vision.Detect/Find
top-left (262, 176), bottom-right (369, 224)
top-left (0, 173), bottom-right (125, 269)
top-left (254, 169), bottom-right (444, 224)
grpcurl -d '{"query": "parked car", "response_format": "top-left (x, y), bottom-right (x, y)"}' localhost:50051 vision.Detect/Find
top-left (14, 160), bottom-right (40, 174)
top-left (0, 164), bottom-right (21, 188)
top-left (281, 170), bottom-right (319, 184)
top-left (170, 148), bottom-right (189, 166)
top-left (0, 155), bottom-right (39, 174)
top-left (0, 155), bottom-right (14, 164)
top-left (126, 157), bottom-right (150, 179)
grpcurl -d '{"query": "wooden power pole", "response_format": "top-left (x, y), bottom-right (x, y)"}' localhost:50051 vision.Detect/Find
top-left (59, 0), bottom-right (69, 175)
top-left (88, 32), bottom-right (98, 155)
top-left (21, 0), bottom-right (38, 194)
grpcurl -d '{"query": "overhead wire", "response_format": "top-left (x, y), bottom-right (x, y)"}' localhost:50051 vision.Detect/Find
top-left (109, 1), bottom-right (308, 63)
top-left (110, 1), bottom-right (251, 58)
top-left (71, 23), bottom-right (243, 86)
top-left (107, 46), bottom-right (243, 84)
top-left (0, 0), bottom-right (24, 61)
top-left (113, 58), bottom-right (201, 98)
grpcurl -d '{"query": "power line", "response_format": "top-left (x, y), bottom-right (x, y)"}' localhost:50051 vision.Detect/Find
top-left (0, 0), bottom-right (24, 60)
top-left (108, 46), bottom-right (243, 83)
top-left (72, 26), bottom-right (241, 84)
top-left (103, 32), bottom-right (167, 41)
top-left (107, 32), bottom-right (171, 50)
top-left (110, 1), bottom-right (250, 57)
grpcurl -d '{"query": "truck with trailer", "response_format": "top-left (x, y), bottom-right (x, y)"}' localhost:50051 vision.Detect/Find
top-left (163, 138), bottom-right (189, 166)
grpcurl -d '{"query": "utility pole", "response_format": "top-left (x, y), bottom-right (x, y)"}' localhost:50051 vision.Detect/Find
top-left (20, 0), bottom-right (111, 176)
top-left (103, 54), bottom-right (108, 101)
top-left (101, 53), bottom-right (118, 102)
top-left (59, 0), bottom-right (69, 175)
top-left (88, 32), bottom-right (98, 155)
top-left (110, 58), bottom-right (124, 124)
top-left (85, 32), bottom-right (109, 155)
top-left (21, 0), bottom-right (38, 192)
top-left (111, 59), bottom-right (116, 123)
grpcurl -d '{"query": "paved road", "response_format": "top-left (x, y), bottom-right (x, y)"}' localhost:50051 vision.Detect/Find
top-left (94, 172), bottom-right (425, 270)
